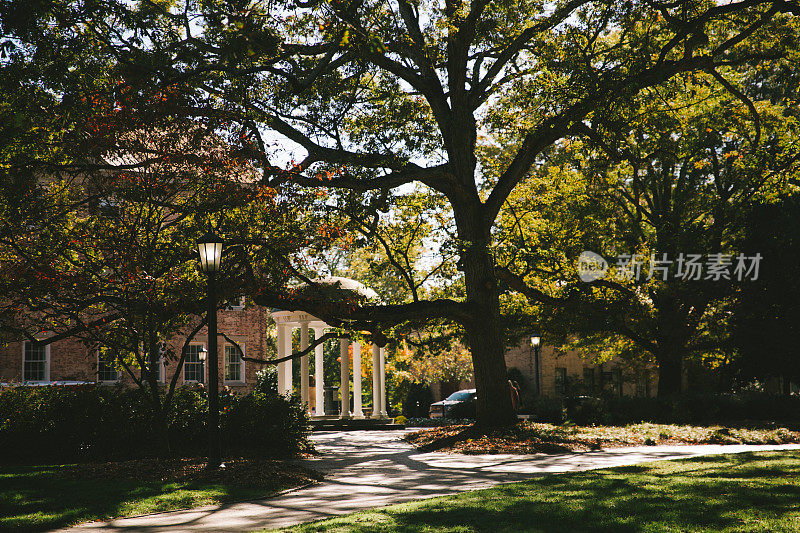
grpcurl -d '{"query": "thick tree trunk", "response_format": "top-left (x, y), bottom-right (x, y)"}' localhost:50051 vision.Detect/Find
top-left (461, 241), bottom-right (516, 428)
top-left (652, 286), bottom-right (691, 398)
top-left (444, 107), bottom-right (514, 427)
top-left (656, 356), bottom-right (682, 398)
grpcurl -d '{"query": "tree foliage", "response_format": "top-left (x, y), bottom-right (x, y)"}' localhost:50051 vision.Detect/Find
top-left (2, 0), bottom-right (799, 423)
top-left (494, 64), bottom-right (800, 394)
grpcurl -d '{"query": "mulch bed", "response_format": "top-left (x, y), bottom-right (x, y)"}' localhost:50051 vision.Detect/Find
top-left (56, 457), bottom-right (324, 488)
top-left (404, 422), bottom-right (800, 454)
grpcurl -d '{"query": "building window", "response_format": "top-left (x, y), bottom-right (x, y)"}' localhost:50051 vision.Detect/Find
top-left (636, 371), bottom-right (648, 397)
top-left (184, 344), bottom-right (205, 383)
top-left (583, 367), bottom-right (595, 392)
top-left (554, 367), bottom-right (567, 396)
top-left (97, 349), bottom-right (120, 382)
top-left (225, 344), bottom-right (245, 383)
top-left (23, 342), bottom-right (49, 382)
top-left (601, 369), bottom-right (622, 397)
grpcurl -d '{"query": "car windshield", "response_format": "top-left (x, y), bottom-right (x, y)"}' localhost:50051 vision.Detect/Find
top-left (446, 391), bottom-right (474, 401)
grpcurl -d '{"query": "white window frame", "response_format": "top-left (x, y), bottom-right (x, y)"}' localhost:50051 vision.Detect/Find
top-left (22, 341), bottom-right (50, 383)
top-left (224, 342), bottom-right (246, 384)
top-left (183, 343), bottom-right (206, 383)
top-left (97, 349), bottom-right (121, 384)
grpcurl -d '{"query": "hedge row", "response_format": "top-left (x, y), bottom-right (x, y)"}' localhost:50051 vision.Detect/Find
top-left (0, 385), bottom-right (310, 464)
top-left (524, 393), bottom-right (800, 426)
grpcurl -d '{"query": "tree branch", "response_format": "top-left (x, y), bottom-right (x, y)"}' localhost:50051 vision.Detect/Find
top-left (220, 330), bottom-right (343, 365)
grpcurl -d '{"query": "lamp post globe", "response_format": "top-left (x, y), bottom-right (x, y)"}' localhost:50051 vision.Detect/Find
top-left (197, 232), bottom-right (223, 273)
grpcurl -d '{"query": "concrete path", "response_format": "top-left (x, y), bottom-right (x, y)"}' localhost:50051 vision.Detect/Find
top-left (60, 430), bottom-right (800, 533)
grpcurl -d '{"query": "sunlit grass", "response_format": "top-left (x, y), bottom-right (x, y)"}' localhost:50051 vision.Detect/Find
top-left (0, 460), bottom-right (311, 532)
top-left (277, 450), bottom-right (800, 532)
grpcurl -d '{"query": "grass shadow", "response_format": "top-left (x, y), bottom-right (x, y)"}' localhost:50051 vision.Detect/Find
top-left (287, 450), bottom-right (800, 532)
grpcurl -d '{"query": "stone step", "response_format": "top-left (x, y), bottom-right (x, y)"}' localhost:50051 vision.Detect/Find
top-left (309, 418), bottom-right (405, 431)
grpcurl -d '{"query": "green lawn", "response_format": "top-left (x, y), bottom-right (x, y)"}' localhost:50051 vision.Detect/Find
top-left (0, 458), bottom-right (317, 532)
top-left (279, 451), bottom-right (800, 532)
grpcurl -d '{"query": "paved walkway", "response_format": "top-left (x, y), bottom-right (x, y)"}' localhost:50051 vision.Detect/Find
top-left (61, 430), bottom-right (800, 532)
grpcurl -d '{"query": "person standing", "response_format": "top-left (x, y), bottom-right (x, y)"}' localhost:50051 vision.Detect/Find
top-left (508, 380), bottom-right (521, 413)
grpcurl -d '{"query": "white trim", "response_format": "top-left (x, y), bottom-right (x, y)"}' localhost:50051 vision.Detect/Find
top-left (22, 341), bottom-right (50, 383)
top-left (183, 343), bottom-right (206, 383)
top-left (224, 342), bottom-right (246, 384)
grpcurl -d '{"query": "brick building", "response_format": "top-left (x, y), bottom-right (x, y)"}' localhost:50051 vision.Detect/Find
top-left (503, 343), bottom-right (657, 398)
top-left (0, 304), bottom-right (272, 391)
top-left (3, 301), bottom-right (657, 404)
top-left (430, 342), bottom-right (658, 401)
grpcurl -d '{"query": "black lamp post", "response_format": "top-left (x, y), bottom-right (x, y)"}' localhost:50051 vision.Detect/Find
top-left (197, 232), bottom-right (223, 469)
top-left (530, 335), bottom-right (541, 396)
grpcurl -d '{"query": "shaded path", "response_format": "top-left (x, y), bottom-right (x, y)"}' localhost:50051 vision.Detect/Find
top-left (59, 430), bottom-right (800, 532)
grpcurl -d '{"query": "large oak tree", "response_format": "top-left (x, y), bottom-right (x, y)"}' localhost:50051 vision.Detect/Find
top-left (3, 0), bottom-right (799, 425)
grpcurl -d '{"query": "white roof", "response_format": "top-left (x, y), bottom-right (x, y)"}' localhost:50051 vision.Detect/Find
top-left (304, 277), bottom-right (379, 300)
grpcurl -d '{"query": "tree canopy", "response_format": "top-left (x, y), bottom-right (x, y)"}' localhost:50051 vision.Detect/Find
top-left (2, 0), bottom-right (799, 424)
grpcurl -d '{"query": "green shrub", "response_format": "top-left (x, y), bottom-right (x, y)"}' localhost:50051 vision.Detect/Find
top-left (165, 387), bottom-right (209, 454)
top-left (404, 417), bottom-right (473, 427)
top-left (401, 383), bottom-right (434, 418)
top-left (562, 393), bottom-right (800, 426)
top-left (0, 385), bottom-right (309, 464)
top-left (564, 396), bottom-right (609, 426)
top-left (525, 396), bottom-right (565, 424)
top-left (255, 367), bottom-right (278, 394)
top-left (222, 391), bottom-right (311, 456)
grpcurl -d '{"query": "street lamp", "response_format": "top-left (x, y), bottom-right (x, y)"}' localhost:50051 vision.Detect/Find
top-left (197, 232), bottom-right (223, 469)
top-left (197, 346), bottom-right (207, 384)
top-left (197, 233), bottom-right (223, 273)
top-left (530, 335), bottom-right (541, 396)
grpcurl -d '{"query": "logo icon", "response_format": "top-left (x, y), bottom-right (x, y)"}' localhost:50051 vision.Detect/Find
top-left (577, 251), bottom-right (608, 282)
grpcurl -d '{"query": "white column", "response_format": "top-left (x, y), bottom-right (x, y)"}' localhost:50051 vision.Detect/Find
top-left (283, 324), bottom-right (293, 396)
top-left (379, 347), bottom-right (387, 417)
top-left (300, 322), bottom-right (310, 413)
top-left (276, 324), bottom-right (286, 394)
top-left (314, 327), bottom-right (325, 416)
top-left (352, 342), bottom-right (363, 418)
top-left (372, 344), bottom-right (381, 419)
top-left (339, 338), bottom-right (350, 418)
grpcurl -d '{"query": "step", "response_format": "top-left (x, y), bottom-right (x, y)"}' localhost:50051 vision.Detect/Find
top-left (309, 418), bottom-right (406, 431)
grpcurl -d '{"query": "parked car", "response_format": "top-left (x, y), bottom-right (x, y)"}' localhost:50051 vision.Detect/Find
top-left (429, 389), bottom-right (476, 419)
